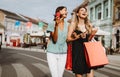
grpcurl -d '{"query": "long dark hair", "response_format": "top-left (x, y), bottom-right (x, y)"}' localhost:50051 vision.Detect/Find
top-left (53, 6), bottom-right (67, 21)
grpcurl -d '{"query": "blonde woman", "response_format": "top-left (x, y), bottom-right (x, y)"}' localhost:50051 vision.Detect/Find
top-left (67, 6), bottom-right (97, 77)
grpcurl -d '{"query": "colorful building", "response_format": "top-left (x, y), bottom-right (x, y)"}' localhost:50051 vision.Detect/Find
top-left (0, 9), bottom-right (28, 46)
top-left (112, 0), bottom-right (120, 50)
top-left (0, 8), bottom-right (48, 47)
top-left (71, 0), bottom-right (119, 50)
top-left (88, 0), bottom-right (113, 48)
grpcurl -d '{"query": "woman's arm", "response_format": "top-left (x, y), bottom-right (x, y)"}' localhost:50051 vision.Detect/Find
top-left (67, 23), bottom-right (80, 42)
top-left (67, 12), bottom-right (81, 42)
top-left (51, 22), bottom-right (59, 44)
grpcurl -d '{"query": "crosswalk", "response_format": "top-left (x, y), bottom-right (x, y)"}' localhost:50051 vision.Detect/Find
top-left (12, 64), bottom-right (34, 77)
top-left (32, 63), bottom-right (50, 76)
top-left (94, 65), bottom-right (120, 77)
top-left (0, 49), bottom-right (120, 77)
top-left (0, 65), bottom-right (2, 77)
top-left (0, 62), bottom-right (120, 77)
top-left (0, 63), bottom-right (51, 77)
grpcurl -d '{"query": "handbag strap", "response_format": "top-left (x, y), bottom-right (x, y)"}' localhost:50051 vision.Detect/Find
top-left (90, 38), bottom-right (96, 42)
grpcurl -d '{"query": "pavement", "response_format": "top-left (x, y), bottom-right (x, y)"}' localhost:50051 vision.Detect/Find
top-left (2, 46), bottom-right (120, 63)
top-left (1, 45), bottom-right (45, 52)
top-left (1, 45), bottom-right (120, 77)
top-left (2, 45), bottom-right (120, 67)
top-left (106, 54), bottom-right (120, 70)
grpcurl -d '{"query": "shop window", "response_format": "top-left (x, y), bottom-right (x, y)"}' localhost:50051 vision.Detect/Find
top-left (116, 30), bottom-right (119, 48)
top-left (98, 12), bottom-right (101, 19)
top-left (118, 7), bottom-right (120, 20)
top-left (116, 7), bottom-right (120, 20)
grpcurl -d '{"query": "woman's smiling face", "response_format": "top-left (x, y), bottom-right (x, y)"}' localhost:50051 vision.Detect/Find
top-left (60, 8), bottom-right (68, 18)
top-left (77, 7), bottom-right (88, 19)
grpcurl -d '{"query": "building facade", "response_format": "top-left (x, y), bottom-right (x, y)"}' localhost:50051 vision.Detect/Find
top-left (23, 16), bottom-right (48, 46)
top-left (112, 0), bottom-right (120, 50)
top-left (0, 11), bottom-right (5, 45)
top-left (88, 0), bottom-right (113, 48)
top-left (0, 8), bottom-right (48, 47)
top-left (0, 9), bottom-right (28, 46)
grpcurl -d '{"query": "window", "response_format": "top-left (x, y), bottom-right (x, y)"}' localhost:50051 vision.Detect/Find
top-left (19, 24), bottom-right (22, 31)
top-left (106, 8), bottom-right (108, 17)
top-left (90, 7), bottom-right (94, 20)
top-left (104, 0), bottom-right (108, 18)
top-left (17, 26), bottom-right (19, 31)
top-left (116, 7), bottom-right (120, 20)
top-left (20, 25), bottom-right (22, 31)
top-left (98, 12), bottom-right (101, 19)
top-left (116, 30), bottom-right (119, 48)
top-left (95, 4), bottom-right (101, 20)
top-left (5, 35), bottom-right (7, 42)
top-left (32, 31), bottom-right (37, 33)
top-left (12, 23), bottom-right (14, 30)
top-left (119, 13), bottom-right (120, 20)
top-left (90, 0), bottom-right (96, 2)
top-left (7, 22), bottom-right (12, 30)
top-left (118, 7), bottom-right (120, 20)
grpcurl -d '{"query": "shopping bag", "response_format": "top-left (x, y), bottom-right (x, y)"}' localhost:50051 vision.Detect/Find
top-left (65, 43), bottom-right (72, 70)
top-left (84, 41), bottom-right (109, 67)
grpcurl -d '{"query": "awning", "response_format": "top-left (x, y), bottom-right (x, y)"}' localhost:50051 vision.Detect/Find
top-left (30, 31), bottom-right (44, 36)
top-left (96, 29), bottom-right (110, 35)
top-left (10, 33), bottom-right (20, 37)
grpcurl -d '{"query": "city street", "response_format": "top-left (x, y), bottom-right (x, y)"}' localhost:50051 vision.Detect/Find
top-left (0, 47), bottom-right (120, 77)
top-left (0, 0), bottom-right (120, 77)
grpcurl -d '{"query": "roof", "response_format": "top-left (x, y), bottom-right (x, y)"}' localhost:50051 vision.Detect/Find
top-left (21, 15), bottom-right (48, 25)
top-left (115, 0), bottom-right (120, 4)
top-left (0, 8), bottom-right (28, 22)
top-left (67, 0), bottom-right (89, 23)
top-left (0, 8), bottom-right (48, 27)
top-left (96, 29), bottom-right (110, 36)
top-left (73, 0), bottom-right (89, 12)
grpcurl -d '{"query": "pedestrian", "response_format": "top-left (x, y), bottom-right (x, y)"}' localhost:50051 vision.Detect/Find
top-left (46, 6), bottom-right (68, 77)
top-left (43, 34), bottom-right (47, 50)
top-left (0, 42), bottom-right (1, 50)
top-left (67, 6), bottom-right (98, 77)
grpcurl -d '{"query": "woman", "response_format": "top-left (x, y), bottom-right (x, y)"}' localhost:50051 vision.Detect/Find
top-left (46, 6), bottom-right (68, 77)
top-left (67, 6), bottom-right (97, 77)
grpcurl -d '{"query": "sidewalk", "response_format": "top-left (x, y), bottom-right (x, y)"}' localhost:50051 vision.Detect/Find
top-left (1, 45), bottom-right (45, 52)
top-left (1, 45), bottom-right (120, 70)
top-left (107, 54), bottom-right (120, 69)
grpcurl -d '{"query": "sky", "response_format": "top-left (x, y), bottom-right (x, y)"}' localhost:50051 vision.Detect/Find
top-left (0, 0), bottom-right (83, 23)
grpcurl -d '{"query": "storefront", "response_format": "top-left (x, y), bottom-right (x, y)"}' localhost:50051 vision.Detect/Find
top-left (10, 33), bottom-right (20, 47)
top-left (112, 27), bottom-right (120, 49)
top-left (0, 23), bottom-right (5, 45)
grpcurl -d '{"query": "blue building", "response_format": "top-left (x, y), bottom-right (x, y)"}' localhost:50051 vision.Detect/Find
top-left (88, 0), bottom-right (120, 49)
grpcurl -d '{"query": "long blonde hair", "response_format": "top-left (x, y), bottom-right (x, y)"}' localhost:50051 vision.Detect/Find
top-left (71, 6), bottom-right (92, 34)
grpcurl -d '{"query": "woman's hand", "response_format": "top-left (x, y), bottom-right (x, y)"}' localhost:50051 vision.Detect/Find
top-left (80, 32), bottom-right (87, 39)
top-left (88, 27), bottom-right (98, 41)
top-left (72, 31), bottom-right (88, 40)
top-left (55, 19), bottom-right (60, 26)
top-left (91, 27), bottom-right (98, 35)
top-left (52, 17), bottom-right (61, 43)
top-left (72, 32), bottom-right (81, 40)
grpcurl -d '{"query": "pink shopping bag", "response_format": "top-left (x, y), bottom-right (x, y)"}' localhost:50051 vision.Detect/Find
top-left (84, 41), bottom-right (109, 67)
